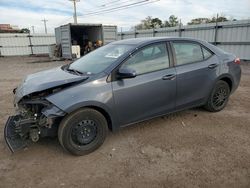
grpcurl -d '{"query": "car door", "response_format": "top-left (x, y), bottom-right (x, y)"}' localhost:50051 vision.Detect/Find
top-left (111, 42), bottom-right (177, 126)
top-left (171, 41), bottom-right (219, 109)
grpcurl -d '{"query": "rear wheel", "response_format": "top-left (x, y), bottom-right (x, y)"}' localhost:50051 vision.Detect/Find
top-left (205, 80), bottom-right (230, 112)
top-left (58, 108), bottom-right (108, 156)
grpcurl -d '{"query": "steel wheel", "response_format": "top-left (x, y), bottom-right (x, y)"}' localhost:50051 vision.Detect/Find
top-left (58, 108), bottom-right (108, 156)
top-left (71, 120), bottom-right (97, 146)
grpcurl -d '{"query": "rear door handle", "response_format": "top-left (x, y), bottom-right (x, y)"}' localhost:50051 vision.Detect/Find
top-left (162, 74), bottom-right (176, 80)
top-left (208, 64), bottom-right (218, 69)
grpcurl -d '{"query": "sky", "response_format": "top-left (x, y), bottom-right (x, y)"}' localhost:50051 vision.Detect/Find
top-left (0, 0), bottom-right (250, 34)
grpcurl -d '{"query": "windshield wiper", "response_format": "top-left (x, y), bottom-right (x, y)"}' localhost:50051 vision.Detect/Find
top-left (67, 68), bottom-right (83, 75)
top-left (65, 65), bottom-right (83, 76)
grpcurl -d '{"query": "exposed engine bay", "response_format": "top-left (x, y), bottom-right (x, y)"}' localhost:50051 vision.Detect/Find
top-left (5, 87), bottom-right (66, 152)
top-left (4, 65), bottom-right (89, 152)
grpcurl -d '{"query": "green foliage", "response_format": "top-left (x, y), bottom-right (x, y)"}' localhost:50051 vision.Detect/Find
top-left (134, 15), bottom-right (179, 30)
top-left (133, 14), bottom-right (233, 30)
top-left (188, 15), bottom-right (230, 25)
top-left (134, 16), bottom-right (162, 30)
top-left (19, 28), bottom-right (30, 33)
top-left (187, 18), bottom-right (210, 25)
top-left (165, 15), bottom-right (179, 27)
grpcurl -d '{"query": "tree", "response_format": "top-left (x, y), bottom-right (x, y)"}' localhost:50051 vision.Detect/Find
top-left (134, 16), bottom-right (163, 30)
top-left (151, 18), bottom-right (163, 29)
top-left (209, 15), bottom-right (228, 23)
top-left (164, 15), bottom-right (179, 27)
top-left (20, 28), bottom-right (30, 33)
top-left (133, 15), bottom-right (179, 30)
top-left (188, 18), bottom-right (210, 25)
top-left (188, 15), bottom-right (230, 25)
top-left (169, 15), bottom-right (179, 27)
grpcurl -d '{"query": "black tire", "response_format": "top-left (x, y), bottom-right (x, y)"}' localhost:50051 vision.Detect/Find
top-left (58, 108), bottom-right (108, 156)
top-left (204, 80), bottom-right (230, 112)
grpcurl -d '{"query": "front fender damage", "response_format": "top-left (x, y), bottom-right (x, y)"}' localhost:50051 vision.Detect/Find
top-left (4, 67), bottom-right (89, 153)
top-left (4, 100), bottom-right (66, 153)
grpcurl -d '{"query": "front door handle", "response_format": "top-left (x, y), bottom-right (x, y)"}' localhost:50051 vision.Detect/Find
top-left (208, 64), bottom-right (218, 69)
top-left (162, 74), bottom-right (176, 80)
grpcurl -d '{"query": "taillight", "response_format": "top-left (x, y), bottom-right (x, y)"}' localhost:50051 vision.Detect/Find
top-left (234, 58), bottom-right (240, 64)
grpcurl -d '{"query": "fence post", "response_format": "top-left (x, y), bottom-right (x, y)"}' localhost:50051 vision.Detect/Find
top-left (179, 19), bottom-right (182, 37)
top-left (135, 29), bottom-right (137, 38)
top-left (214, 14), bottom-right (219, 45)
top-left (28, 34), bottom-right (34, 55)
top-left (120, 27), bottom-right (123, 40)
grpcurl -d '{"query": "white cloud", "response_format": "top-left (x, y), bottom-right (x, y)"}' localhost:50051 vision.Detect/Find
top-left (0, 0), bottom-right (249, 33)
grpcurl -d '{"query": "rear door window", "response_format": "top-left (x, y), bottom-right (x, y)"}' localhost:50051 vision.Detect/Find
top-left (172, 42), bottom-right (204, 65)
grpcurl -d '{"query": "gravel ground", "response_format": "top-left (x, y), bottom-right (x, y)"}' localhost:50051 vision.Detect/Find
top-left (0, 56), bottom-right (250, 188)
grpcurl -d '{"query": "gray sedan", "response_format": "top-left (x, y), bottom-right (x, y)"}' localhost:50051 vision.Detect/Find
top-left (5, 37), bottom-right (241, 155)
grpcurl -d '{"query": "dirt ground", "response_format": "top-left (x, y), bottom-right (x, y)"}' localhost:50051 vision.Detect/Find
top-left (0, 56), bottom-right (250, 188)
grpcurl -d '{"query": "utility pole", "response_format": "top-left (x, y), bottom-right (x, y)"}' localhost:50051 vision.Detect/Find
top-left (41, 19), bottom-right (48, 34)
top-left (69, 0), bottom-right (80, 24)
top-left (31, 26), bottom-right (35, 34)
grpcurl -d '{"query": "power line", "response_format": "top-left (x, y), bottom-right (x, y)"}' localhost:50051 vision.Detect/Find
top-left (82, 0), bottom-right (150, 15)
top-left (78, 0), bottom-right (137, 15)
top-left (56, 0), bottom-right (159, 26)
top-left (99, 0), bottom-right (123, 7)
top-left (79, 0), bottom-right (159, 17)
top-left (94, 0), bottom-right (122, 7)
top-left (83, 0), bottom-right (137, 13)
top-left (41, 18), bottom-right (48, 34)
top-left (56, 16), bottom-right (73, 26)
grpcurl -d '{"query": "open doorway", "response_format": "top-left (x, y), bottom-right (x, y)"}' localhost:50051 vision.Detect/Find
top-left (70, 25), bottom-right (103, 56)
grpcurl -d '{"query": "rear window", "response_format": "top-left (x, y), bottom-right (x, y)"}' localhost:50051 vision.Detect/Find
top-left (202, 47), bottom-right (213, 59)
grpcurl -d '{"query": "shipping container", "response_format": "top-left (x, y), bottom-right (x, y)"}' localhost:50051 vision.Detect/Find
top-left (55, 23), bottom-right (117, 59)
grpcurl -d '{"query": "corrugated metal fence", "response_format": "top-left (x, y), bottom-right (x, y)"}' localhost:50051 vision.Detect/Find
top-left (0, 34), bottom-right (55, 56)
top-left (117, 20), bottom-right (250, 60)
top-left (1, 20), bottom-right (249, 59)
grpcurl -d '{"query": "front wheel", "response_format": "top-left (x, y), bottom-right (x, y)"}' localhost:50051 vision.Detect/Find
top-left (58, 108), bottom-right (108, 156)
top-left (204, 80), bottom-right (230, 112)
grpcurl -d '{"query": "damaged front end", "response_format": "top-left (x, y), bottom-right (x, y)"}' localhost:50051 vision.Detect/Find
top-left (4, 66), bottom-right (89, 152)
top-left (5, 90), bottom-right (66, 152)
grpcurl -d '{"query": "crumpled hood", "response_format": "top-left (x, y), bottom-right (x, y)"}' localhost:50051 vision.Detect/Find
top-left (14, 66), bottom-right (88, 103)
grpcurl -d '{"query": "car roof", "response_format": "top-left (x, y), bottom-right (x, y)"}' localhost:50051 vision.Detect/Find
top-left (111, 37), bottom-right (205, 46)
top-left (111, 37), bottom-right (226, 56)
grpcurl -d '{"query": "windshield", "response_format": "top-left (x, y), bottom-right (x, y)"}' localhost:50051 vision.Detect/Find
top-left (69, 44), bottom-right (134, 74)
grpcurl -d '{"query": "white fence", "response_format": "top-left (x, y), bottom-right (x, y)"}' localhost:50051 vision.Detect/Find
top-left (1, 20), bottom-right (250, 59)
top-left (0, 34), bottom-right (56, 56)
top-left (118, 20), bottom-right (250, 60)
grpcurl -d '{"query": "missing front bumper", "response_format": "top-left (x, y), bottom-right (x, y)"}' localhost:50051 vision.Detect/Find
top-left (4, 116), bottom-right (28, 152)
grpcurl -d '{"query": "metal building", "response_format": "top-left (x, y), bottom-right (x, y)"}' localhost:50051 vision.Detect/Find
top-left (117, 20), bottom-right (250, 60)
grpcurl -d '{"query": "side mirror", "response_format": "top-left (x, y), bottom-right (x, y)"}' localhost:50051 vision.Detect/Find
top-left (117, 68), bottom-right (137, 79)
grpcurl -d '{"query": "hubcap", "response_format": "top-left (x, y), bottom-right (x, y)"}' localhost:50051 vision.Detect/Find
top-left (212, 87), bottom-right (228, 108)
top-left (71, 120), bottom-right (97, 145)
